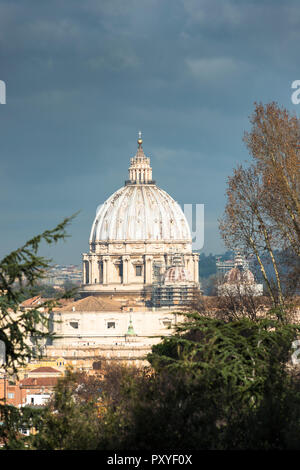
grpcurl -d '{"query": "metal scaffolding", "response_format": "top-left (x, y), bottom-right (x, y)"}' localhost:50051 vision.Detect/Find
top-left (151, 283), bottom-right (196, 307)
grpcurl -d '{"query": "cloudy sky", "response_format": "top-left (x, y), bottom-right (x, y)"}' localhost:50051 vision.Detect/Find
top-left (0, 0), bottom-right (299, 265)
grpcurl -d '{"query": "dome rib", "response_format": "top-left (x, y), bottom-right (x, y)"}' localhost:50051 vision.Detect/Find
top-left (109, 186), bottom-right (129, 240)
top-left (160, 188), bottom-right (185, 239)
top-left (148, 185), bottom-right (169, 240)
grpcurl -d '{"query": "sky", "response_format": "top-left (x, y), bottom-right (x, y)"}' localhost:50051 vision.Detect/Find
top-left (0, 0), bottom-right (299, 265)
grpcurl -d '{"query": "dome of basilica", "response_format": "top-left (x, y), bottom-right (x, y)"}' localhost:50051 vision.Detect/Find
top-left (90, 185), bottom-right (191, 242)
top-left (81, 133), bottom-right (199, 300)
top-left (90, 135), bottom-right (191, 243)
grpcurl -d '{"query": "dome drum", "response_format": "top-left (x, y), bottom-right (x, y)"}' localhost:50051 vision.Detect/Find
top-left (89, 240), bottom-right (193, 255)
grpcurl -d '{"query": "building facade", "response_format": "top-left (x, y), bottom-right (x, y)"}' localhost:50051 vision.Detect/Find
top-left (49, 135), bottom-right (200, 364)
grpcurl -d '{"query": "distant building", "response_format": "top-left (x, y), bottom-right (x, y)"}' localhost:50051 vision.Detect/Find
top-left (50, 295), bottom-right (183, 348)
top-left (44, 134), bottom-right (202, 369)
top-left (0, 366), bottom-right (62, 408)
top-left (81, 134), bottom-right (199, 302)
top-left (39, 265), bottom-right (83, 286)
top-left (216, 253), bottom-right (250, 275)
top-left (24, 393), bottom-right (51, 407)
top-left (217, 252), bottom-right (263, 297)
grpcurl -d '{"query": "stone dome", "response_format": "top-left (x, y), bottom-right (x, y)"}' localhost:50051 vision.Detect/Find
top-left (224, 267), bottom-right (255, 284)
top-left (90, 135), bottom-right (191, 243)
top-left (81, 133), bottom-right (200, 300)
top-left (90, 185), bottom-right (191, 242)
top-left (164, 266), bottom-right (192, 284)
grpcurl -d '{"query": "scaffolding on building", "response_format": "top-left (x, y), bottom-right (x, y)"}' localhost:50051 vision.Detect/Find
top-left (151, 283), bottom-right (196, 307)
top-left (150, 251), bottom-right (197, 307)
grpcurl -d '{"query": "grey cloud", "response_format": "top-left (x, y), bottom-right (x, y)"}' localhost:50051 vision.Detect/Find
top-left (182, 0), bottom-right (243, 26)
top-left (185, 57), bottom-right (239, 81)
top-left (0, 0), bottom-right (299, 262)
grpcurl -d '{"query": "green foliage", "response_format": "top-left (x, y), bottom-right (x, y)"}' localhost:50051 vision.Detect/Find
top-left (149, 313), bottom-right (299, 408)
top-left (1, 214), bottom-right (299, 450)
top-left (221, 367), bottom-right (300, 449)
top-left (11, 322), bottom-right (300, 451)
top-left (0, 404), bottom-right (44, 449)
top-left (29, 370), bottom-right (101, 450)
top-left (0, 216), bottom-right (77, 448)
top-left (0, 215), bottom-right (76, 373)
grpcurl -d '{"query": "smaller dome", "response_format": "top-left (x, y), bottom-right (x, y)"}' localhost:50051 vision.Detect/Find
top-left (164, 266), bottom-right (192, 284)
top-left (224, 267), bottom-right (255, 284)
top-left (242, 269), bottom-right (255, 283)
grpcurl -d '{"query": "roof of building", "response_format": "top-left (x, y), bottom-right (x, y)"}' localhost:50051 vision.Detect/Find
top-left (52, 298), bottom-right (75, 310)
top-left (58, 295), bottom-right (124, 312)
top-left (20, 377), bottom-right (59, 388)
top-left (28, 366), bottom-right (61, 374)
top-left (20, 295), bottom-right (44, 307)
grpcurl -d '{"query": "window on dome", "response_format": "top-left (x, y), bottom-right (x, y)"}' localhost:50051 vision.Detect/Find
top-left (136, 265), bottom-right (142, 276)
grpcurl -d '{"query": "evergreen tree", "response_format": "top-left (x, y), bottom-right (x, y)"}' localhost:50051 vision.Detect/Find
top-left (0, 215), bottom-right (75, 447)
top-left (0, 216), bottom-right (75, 372)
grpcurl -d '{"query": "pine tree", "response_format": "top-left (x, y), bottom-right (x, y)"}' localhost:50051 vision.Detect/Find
top-left (0, 215), bottom-right (75, 447)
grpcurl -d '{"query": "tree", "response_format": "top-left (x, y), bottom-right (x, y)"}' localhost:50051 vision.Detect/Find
top-left (9, 317), bottom-right (300, 451)
top-left (216, 284), bottom-right (269, 322)
top-left (0, 216), bottom-right (75, 373)
top-left (149, 313), bottom-right (297, 403)
top-left (0, 216), bottom-right (75, 448)
top-left (26, 364), bottom-right (147, 450)
top-left (144, 313), bottom-right (300, 449)
top-left (220, 165), bottom-right (284, 305)
top-left (29, 369), bottom-right (102, 450)
top-left (244, 102), bottom-right (300, 257)
top-left (220, 102), bottom-right (300, 309)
